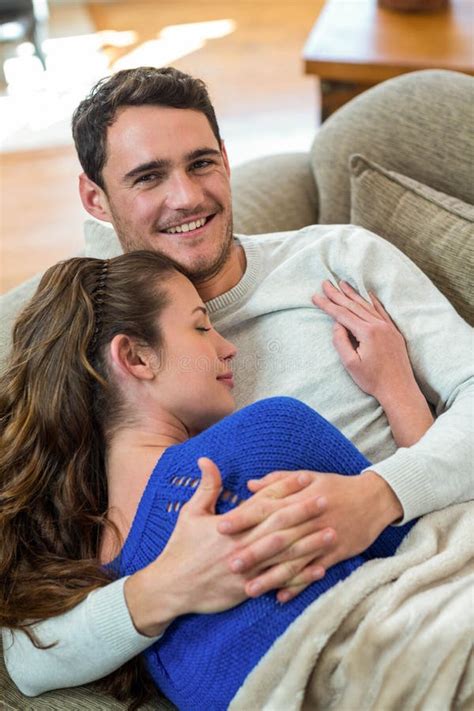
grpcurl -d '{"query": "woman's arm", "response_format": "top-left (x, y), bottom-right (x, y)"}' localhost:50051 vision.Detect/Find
top-left (312, 280), bottom-right (434, 447)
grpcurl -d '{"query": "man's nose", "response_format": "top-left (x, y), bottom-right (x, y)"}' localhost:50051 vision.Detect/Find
top-left (165, 171), bottom-right (204, 211)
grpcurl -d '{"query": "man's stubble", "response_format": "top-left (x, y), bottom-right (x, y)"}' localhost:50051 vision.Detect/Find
top-left (110, 208), bottom-right (235, 285)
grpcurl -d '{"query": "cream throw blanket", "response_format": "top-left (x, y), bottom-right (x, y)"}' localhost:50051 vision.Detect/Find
top-left (231, 503), bottom-right (474, 711)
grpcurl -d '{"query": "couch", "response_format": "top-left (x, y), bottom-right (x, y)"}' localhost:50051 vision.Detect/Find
top-left (1, 68), bottom-right (473, 710)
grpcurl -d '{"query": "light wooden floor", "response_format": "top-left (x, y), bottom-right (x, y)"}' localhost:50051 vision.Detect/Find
top-left (0, 0), bottom-right (324, 294)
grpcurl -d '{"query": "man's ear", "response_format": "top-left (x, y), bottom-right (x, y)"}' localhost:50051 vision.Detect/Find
top-left (220, 141), bottom-right (231, 179)
top-left (108, 334), bottom-right (158, 382)
top-left (79, 172), bottom-right (113, 222)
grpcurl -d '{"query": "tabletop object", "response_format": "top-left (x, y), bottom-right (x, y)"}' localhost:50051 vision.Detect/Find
top-left (303, 0), bottom-right (474, 120)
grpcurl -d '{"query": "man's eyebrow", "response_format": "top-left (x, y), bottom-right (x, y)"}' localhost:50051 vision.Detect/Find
top-left (123, 159), bottom-right (170, 182)
top-left (122, 148), bottom-right (221, 183)
top-left (192, 306), bottom-right (208, 315)
top-left (185, 147), bottom-right (221, 162)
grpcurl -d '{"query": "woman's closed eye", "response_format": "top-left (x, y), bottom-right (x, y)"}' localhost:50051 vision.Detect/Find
top-left (196, 327), bottom-right (212, 333)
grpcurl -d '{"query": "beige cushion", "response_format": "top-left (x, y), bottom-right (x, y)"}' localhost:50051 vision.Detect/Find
top-left (230, 153), bottom-right (318, 233)
top-left (350, 154), bottom-right (474, 325)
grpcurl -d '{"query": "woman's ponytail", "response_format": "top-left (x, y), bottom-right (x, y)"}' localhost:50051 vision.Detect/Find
top-left (1, 259), bottom-right (112, 617)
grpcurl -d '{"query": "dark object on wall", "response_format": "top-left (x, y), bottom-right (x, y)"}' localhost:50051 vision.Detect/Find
top-left (0, 0), bottom-right (47, 66)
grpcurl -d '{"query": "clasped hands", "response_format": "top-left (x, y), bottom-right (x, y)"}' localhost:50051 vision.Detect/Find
top-left (132, 456), bottom-right (401, 637)
top-left (214, 460), bottom-right (399, 604)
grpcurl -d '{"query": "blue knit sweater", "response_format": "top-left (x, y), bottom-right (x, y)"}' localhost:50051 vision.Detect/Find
top-left (112, 397), bottom-right (414, 710)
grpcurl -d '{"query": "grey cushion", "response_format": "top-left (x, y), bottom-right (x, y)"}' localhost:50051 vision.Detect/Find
top-left (310, 70), bottom-right (474, 224)
top-left (350, 154), bottom-right (474, 325)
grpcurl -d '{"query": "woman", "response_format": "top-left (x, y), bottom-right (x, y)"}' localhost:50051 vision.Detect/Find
top-left (0, 252), bottom-right (433, 710)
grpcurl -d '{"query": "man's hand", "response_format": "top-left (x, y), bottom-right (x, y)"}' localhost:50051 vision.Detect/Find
top-left (125, 458), bottom-right (315, 635)
top-left (218, 468), bottom-right (403, 603)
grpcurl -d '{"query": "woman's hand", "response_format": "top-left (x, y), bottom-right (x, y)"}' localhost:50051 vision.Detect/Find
top-left (312, 280), bottom-right (433, 447)
top-left (312, 280), bottom-right (413, 402)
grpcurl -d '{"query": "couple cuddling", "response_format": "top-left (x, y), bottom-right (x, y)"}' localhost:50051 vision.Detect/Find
top-left (1, 67), bottom-right (472, 710)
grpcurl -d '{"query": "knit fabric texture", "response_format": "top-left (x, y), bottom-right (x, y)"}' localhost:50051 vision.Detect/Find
top-left (112, 397), bottom-right (415, 711)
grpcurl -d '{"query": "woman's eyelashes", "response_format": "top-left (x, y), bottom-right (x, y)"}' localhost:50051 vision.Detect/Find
top-left (196, 327), bottom-right (212, 333)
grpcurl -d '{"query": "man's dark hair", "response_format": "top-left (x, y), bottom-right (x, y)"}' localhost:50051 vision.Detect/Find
top-left (72, 66), bottom-right (222, 190)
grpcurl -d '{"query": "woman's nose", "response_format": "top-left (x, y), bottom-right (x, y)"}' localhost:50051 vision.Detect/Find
top-left (224, 340), bottom-right (237, 362)
top-left (215, 331), bottom-right (237, 362)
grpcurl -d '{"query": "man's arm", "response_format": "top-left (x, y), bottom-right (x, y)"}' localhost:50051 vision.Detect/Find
top-left (217, 228), bottom-right (473, 597)
top-left (2, 578), bottom-right (159, 696)
top-left (343, 230), bottom-right (473, 524)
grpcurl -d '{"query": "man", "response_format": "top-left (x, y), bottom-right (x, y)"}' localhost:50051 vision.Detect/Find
top-left (4, 66), bottom-right (472, 698)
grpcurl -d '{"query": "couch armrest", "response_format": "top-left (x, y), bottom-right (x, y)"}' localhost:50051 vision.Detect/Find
top-left (310, 69), bottom-right (474, 225)
top-left (231, 153), bottom-right (318, 234)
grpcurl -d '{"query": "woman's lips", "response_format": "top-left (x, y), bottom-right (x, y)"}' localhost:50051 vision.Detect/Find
top-left (217, 374), bottom-right (234, 389)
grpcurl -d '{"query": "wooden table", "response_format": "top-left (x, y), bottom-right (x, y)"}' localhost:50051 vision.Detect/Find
top-left (303, 0), bottom-right (474, 121)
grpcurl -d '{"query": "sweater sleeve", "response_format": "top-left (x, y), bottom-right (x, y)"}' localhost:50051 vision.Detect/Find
top-left (338, 227), bottom-right (474, 523)
top-left (2, 577), bottom-right (160, 696)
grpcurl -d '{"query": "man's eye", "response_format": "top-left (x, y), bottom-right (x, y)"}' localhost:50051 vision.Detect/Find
top-left (192, 160), bottom-right (214, 170)
top-left (135, 173), bottom-right (162, 184)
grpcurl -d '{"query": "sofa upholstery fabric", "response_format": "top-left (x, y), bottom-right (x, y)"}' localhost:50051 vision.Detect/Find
top-left (230, 152), bottom-right (319, 234)
top-left (310, 70), bottom-right (474, 224)
top-left (0, 635), bottom-right (174, 710)
top-left (350, 154), bottom-right (474, 325)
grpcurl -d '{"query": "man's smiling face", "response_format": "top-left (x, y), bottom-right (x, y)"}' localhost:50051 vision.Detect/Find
top-left (97, 105), bottom-right (234, 281)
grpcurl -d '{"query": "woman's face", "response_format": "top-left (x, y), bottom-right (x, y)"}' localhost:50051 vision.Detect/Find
top-left (152, 273), bottom-right (237, 433)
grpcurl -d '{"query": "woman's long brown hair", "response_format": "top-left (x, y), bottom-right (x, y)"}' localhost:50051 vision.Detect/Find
top-left (0, 250), bottom-right (181, 708)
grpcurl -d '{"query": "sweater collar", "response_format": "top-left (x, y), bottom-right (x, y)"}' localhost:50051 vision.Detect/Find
top-left (206, 236), bottom-right (262, 314)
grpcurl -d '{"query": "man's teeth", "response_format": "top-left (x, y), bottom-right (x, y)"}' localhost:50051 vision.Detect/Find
top-left (166, 217), bottom-right (207, 234)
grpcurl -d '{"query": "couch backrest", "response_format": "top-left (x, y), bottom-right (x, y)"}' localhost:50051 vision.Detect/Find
top-left (311, 69), bottom-right (474, 224)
